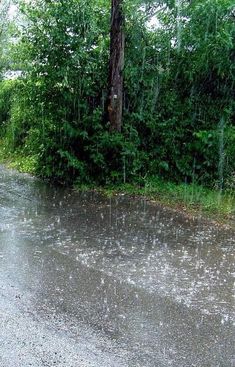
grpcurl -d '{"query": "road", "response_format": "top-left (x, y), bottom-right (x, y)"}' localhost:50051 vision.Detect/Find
top-left (0, 165), bottom-right (234, 366)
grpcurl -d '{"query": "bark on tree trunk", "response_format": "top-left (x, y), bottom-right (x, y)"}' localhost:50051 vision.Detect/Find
top-left (107, 0), bottom-right (124, 132)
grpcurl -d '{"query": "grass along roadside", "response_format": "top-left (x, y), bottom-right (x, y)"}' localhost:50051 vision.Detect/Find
top-left (0, 143), bottom-right (37, 174)
top-left (76, 178), bottom-right (235, 224)
top-left (0, 145), bottom-right (234, 224)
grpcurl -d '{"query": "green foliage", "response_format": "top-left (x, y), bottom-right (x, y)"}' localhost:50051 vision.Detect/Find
top-left (97, 176), bottom-right (235, 219)
top-left (125, 0), bottom-right (235, 185)
top-left (0, 80), bottom-right (14, 132)
top-left (0, 0), bottom-right (234, 190)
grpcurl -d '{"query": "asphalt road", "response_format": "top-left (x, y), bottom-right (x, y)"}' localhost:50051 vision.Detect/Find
top-left (0, 165), bottom-right (234, 366)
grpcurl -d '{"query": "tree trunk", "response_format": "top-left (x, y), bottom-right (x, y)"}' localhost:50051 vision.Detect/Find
top-left (107, 0), bottom-right (124, 132)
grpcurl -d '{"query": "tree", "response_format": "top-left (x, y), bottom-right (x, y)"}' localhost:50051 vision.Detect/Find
top-left (106, 0), bottom-right (124, 132)
top-left (1, 0), bottom-right (234, 186)
top-left (0, 0), bottom-right (11, 77)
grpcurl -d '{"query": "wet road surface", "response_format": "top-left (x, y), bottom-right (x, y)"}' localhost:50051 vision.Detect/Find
top-left (0, 165), bottom-right (234, 366)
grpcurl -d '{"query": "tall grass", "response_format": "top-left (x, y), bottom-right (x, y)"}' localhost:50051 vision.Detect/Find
top-left (97, 176), bottom-right (235, 221)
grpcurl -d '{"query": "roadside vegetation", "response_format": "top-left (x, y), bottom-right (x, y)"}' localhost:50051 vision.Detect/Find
top-left (96, 179), bottom-right (235, 222)
top-left (0, 0), bottom-right (234, 220)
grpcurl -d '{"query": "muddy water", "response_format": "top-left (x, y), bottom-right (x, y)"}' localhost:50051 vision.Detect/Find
top-left (0, 165), bottom-right (234, 366)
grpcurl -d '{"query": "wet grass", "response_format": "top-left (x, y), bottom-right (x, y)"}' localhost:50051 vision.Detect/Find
top-left (0, 144), bottom-right (234, 224)
top-left (81, 177), bottom-right (235, 224)
top-left (0, 144), bottom-right (37, 174)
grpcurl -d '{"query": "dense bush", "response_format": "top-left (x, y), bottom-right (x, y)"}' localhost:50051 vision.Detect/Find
top-left (0, 80), bottom-right (12, 133)
top-left (0, 0), bottom-right (234, 187)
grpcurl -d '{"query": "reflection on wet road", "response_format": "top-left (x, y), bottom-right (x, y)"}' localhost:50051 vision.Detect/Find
top-left (0, 165), bottom-right (234, 366)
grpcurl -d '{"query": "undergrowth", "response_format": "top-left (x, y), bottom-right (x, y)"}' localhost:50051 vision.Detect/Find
top-left (75, 177), bottom-right (235, 222)
top-left (1, 143), bottom-right (234, 222)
